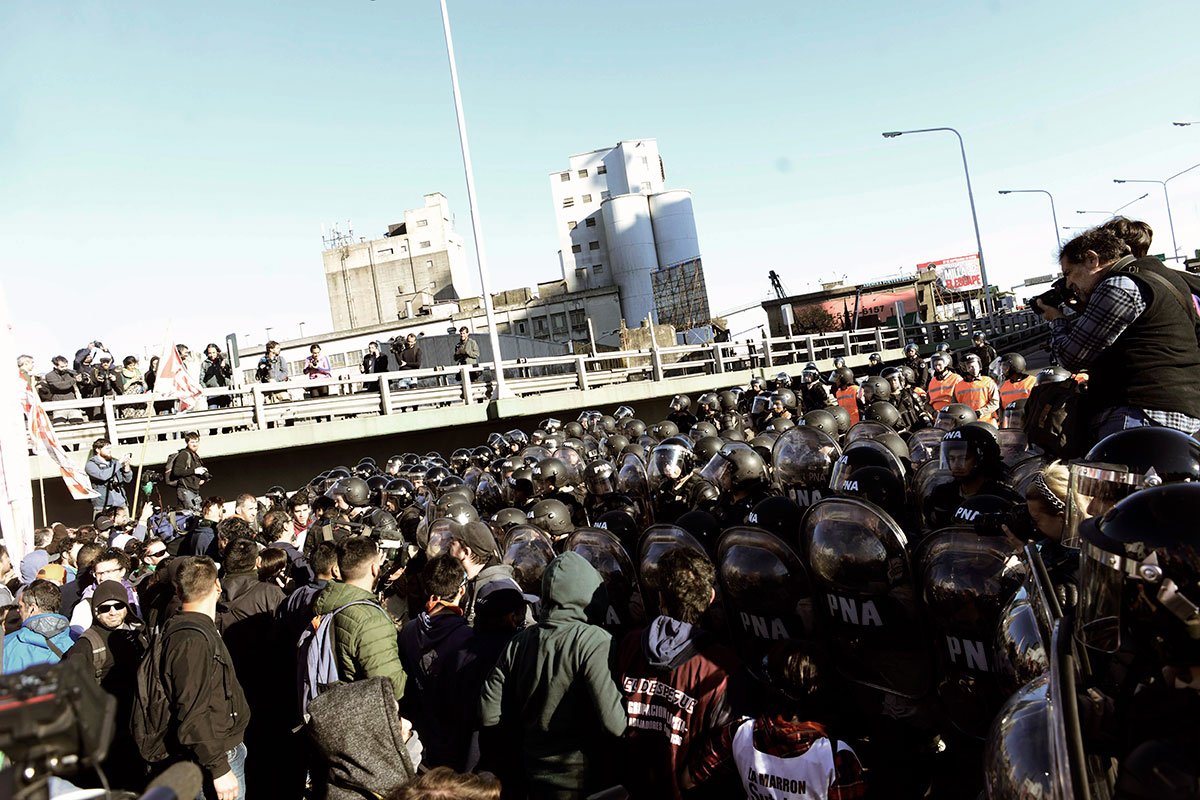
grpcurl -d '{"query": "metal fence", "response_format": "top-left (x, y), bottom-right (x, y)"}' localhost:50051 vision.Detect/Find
top-left (33, 311), bottom-right (1046, 455)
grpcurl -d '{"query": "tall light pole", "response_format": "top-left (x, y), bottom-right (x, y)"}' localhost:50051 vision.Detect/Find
top-left (998, 189), bottom-right (1060, 249)
top-left (298, 321), bottom-right (306, 339)
top-left (1114, 162), bottom-right (1200, 260)
top-left (1075, 192), bottom-right (1149, 217)
top-left (265, 327), bottom-right (273, 343)
top-left (883, 127), bottom-right (994, 323)
top-left (438, 0), bottom-right (510, 398)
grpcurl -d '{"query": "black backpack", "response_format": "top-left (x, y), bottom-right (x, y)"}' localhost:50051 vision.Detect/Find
top-left (163, 450), bottom-right (183, 488)
top-left (1023, 378), bottom-right (1090, 459)
top-left (131, 621), bottom-right (219, 763)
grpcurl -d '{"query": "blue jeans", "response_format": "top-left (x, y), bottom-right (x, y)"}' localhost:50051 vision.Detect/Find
top-left (198, 742), bottom-right (247, 800)
top-left (177, 487), bottom-right (202, 513)
top-left (1092, 405), bottom-right (1158, 442)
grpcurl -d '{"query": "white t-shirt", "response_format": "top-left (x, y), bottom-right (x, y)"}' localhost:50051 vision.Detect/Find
top-left (732, 718), bottom-right (858, 800)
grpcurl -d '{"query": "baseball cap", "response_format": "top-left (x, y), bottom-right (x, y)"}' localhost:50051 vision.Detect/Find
top-left (475, 577), bottom-right (536, 619)
top-left (37, 564), bottom-right (67, 585)
top-left (454, 521), bottom-right (498, 560)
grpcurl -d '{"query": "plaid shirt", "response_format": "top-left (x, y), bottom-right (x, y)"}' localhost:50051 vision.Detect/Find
top-left (687, 715), bottom-right (866, 799)
top-left (1050, 275), bottom-right (1200, 434)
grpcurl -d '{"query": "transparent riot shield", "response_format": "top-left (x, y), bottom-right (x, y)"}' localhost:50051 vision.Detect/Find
top-left (636, 524), bottom-right (708, 618)
top-left (565, 527), bottom-right (644, 631)
top-left (772, 426), bottom-right (842, 511)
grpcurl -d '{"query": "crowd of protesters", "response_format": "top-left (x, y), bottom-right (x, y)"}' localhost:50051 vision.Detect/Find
top-left (4, 220), bottom-right (1200, 799)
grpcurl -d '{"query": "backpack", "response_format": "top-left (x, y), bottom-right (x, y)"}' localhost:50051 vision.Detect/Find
top-left (296, 600), bottom-right (388, 723)
top-left (1023, 378), bottom-right (1090, 459)
top-left (131, 620), bottom-right (218, 763)
top-left (163, 450), bottom-right (183, 488)
top-left (149, 509), bottom-right (195, 542)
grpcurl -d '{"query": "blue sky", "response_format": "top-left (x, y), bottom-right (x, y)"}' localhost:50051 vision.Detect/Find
top-left (3, 0), bottom-right (1198, 364)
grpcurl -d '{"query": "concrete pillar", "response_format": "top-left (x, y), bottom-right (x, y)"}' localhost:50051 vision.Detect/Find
top-left (251, 385), bottom-right (265, 430)
top-left (806, 335), bottom-right (816, 363)
top-left (575, 356), bottom-right (590, 390)
top-left (103, 396), bottom-right (118, 444)
top-left (874, 329), bottom-right (885, 352)
top-left (459, 367), bottom-right (474, 405)
top-left (841, 331), bottom-right (852, 357)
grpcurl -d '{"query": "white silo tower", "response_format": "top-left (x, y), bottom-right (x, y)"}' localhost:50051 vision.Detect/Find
top-left (648, 190), bottom-right (700, 268)
top-left (601, 193), bottom-right (659, 327)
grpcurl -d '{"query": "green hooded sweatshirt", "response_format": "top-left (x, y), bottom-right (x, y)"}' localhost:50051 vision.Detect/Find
top-left (479, 551), bottom-right (627, 797)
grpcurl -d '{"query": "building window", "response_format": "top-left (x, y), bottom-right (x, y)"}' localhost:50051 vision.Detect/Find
top-left (588, 241), bottom-right (600, 251)
top-left (567, 221), bottom-right (577, 230)
top-left (578, 169), bottom-right (588, 178)
top-left (497, 321), bottom-right (511, 334)
top-left (562, 197), bottom-right (574, 208)
top-left (289, 361), bottom-right (305, 377)
top-left (426, 260), bottom-right (433, 268)
top-left (377, 248), bottom-right (393, 256)
top-left (516, 320), bottom-right (527, 334)
top-left (415, 219), bottom-right (428, 227)
top-left (594, 264), bottom-right (604, 274)
top-left (329, 353), bottom-right (346, 368)
top-left (585, 217), bottom-right (596, 227)
top-left (533, 317), bottom-right (549, 338)
top-left (571, 244), bottom-right (582, 254)
top-left (560, 172), bottom-right (570, 182)
top-left (570, 309), bottom-right (586, 330)
top-left (419, 241), bottom-right (431, 249)
top-left (640, 182), bottom-right (651, 192)
top-left (581, 194), bottom-right (592, 203)
top-left (597, 164), bottom-right (607, 175)
top-left (641, 156), bottom-right (648, 167)
top-left (551, 313), bottom-right (568, 333)
top-left (346, 350), bottom-right (363, 365)
top-left (399, 243), bottom-right (408, 252)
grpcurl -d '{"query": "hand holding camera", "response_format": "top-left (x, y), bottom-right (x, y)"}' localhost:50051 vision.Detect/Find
top-left (1030, 277), bottom-right (1077, 320)
top-left (195, 466), bottom-right (208, 476)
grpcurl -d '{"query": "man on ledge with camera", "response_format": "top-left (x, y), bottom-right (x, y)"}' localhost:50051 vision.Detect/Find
top-left (1038, 226), bottom-right (1200, 442)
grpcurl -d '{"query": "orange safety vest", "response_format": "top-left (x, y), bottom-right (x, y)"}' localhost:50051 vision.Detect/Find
top-left (953, 376), bottom-right (999, 423)
top-left (999, 375), bottom-right (1036, 408)
top-left (927, 374), bottom-right (961, 411)
top-left (836, 386), bottom-right (860, 424)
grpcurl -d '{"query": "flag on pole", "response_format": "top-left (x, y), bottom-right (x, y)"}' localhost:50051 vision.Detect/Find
top-left (18, 377), bottom-right (99, 500)
top-left (155, 338), bottom-right (205, 412)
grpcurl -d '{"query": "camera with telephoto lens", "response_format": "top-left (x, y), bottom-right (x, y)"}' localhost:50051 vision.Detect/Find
top-left (1028, 277), bottom-right (1076, 315)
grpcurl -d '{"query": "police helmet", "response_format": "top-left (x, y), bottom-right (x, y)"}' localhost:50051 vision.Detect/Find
top-left (622, 419), bottom-right (647, 439)
top-left (650, 420), bottom-right (680, 441)
top-left (326, 476), bottom-right (369, 507)
top-left (936, 403), bottom-right (978, 431)
top-left (834, 367), bottom-right (855, 388)
top-left (698, 393), bottom-right (721, 413)
top-left (1035, 366), bottom-right (1072, 386)
top-left (583, 460), bottom-right (619, 496)
top-left (869, 352), bottom-right (883, 364)
top-left (669, 394), bottom-right (691, 412)
top-left (597, 415), bottom-right (618, 434)
top-left (774, 372), bottom-right (793, 389)
top-left (881, 366), bottom-right (906, 392)
top-left (904, 343), bottom-right (919, 357)
top-left (539, 417), bottom-right (562, 434)
top-left (528, 499), bottom-right (573, 538)
top-left (492, 507), bottom-right (529, 531)
top-left (450, 449), bottom-right (472, 474)
top-left (768, 417), bottom-right (797, 433)
top-left (861, 376), bottom-right (891, 404)
top-left (828, 405), bottom-right (852, 435)
top-left (693, 436), bottom-right (724, 465)
top-left (837, 465), bottom-right (907, 519)
top-left (863, 401), bottom-right (901, 430)
top-left (601, 434), bottom-right (630, 458)
top-left (960, 353), bottom-right (983, 379)
top-left (367, 508), bottom-right (398, 534)
top-left (385, 455), bottom-right (404, 475)
top-left (802, 409), bottom-right (838, 438)
top-left (1000, 352), bottom-right (1027, 376)
top-left (563, 421), bottom-right (585, 440)
top-left (689, 421), bottom-right (719, 440)
top-left (801, 363), bottom-right (822, 384)
top-left (719, 427), bottom-right (747, 442)
top-left (935, 342), bottom-right (951, 354)
top-left (939, 425), bottom-right (1002, 478)
top-left (384, 478), bottom-right (416, 508)
top-left (700, 443), bottom-right (769, 493)
top-left (951, 493), bottom-right (1018, 535)
top-left (719, 390), bottom-right (739, 411)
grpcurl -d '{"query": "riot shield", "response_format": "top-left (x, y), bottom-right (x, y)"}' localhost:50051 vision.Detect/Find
top-left (914, 461), bottom-right (954, 531)
top-left (828, 440), bottom-right (907, 491)
top-left (636, 524), bottom-right (709, 619)
top-left (716, 526), bottom-right (813, 671)
top-left (997, 429), bottom-right (1032, 467)
top-left (617, 452), bottom-right (652, 527)
top-left (915, 527), bottom-right (1025, 738)
top-left (517, 445), bottom-right (552, 465)
top-left (908, 428), bottom-right (944, 467)
top-left (552, 447), bottom-right (585, 487)
top-left (424, 517), bottom-right (465, 559)
top-left (993, 544), bottom-right (1061, 698)
top-left (564, 527), bottom-right (644, 631)
top-left (772, 426), bottom-right (842, 511)
top-left (501, 524), bottom-right (555, 596)
top-left (1006, 454), bottom-right (1048, 498)
top-left (983, 674), bottom-right (1066, 800)
top-left (801, 497), bottom-right (931, 698)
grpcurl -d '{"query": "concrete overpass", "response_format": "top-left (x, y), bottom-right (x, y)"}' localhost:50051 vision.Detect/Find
top-left (29, 312), bottom-right (1047, 523)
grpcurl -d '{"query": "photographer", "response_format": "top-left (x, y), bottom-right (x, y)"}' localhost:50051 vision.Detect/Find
top-left (170, 432), bottom-right (210, 513)
top-left (1040, 227), bottom-right (1200, 441)
top-left (257, 340), bottom-right (290, 403)
top-left (303, 343), bottom-right (332, 398)
top-left (453, 326), bottom-right (479, 367)
top-left (85, 438), bottom-right (133, 517)
top-left (89, 354), bottom-right (123, 398)
top-left (201, 343), bottom-right (233, 409)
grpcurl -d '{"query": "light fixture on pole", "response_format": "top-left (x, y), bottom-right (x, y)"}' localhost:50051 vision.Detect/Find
top-left (298, 322), bottom-right (305, 338)
top-left (883, 127), bottom-right (994, 323)
top-left (998, 189), bottom-right (1060, 248)
top-left (1173, 121), bottom-right (1200, 127)
top-left (1075, 193), bottom-right (1150, 217)
top-left (1114, 162), bottom-right (1200, 260)
top-left (438, 0), bottom-right (510, 399)
top-left (265, 327), bottom-right (273, 343)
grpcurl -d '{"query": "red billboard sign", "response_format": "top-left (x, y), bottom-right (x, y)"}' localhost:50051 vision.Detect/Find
top-left (918, 254), bottom-right (982, 293)
top-left (788, 287), bottom-right (917, 329)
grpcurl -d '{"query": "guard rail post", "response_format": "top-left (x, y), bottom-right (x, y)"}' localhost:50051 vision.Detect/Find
top-left (761, 330), bottom-right (773, 369)
top-left (711, 342), bottom-right (725, 375)
top-left (380, 374), bottom-right (395, 416)
top-left (874, 328), bottom-right (885, 352)
top-left (650, 348), bottom-right (665, 383)
top-left (460, 367), bottom-right (474, 405)
top-left (575, 356), bottom-right (590, 391)
top-left (103, 396), bottom-right (118, 444)
top-left (251, 385), bottom-right (265, 430)
top-left (841, 331), bottom-right (852, 357)
top-left (805, 335), bottom-right (815, 362)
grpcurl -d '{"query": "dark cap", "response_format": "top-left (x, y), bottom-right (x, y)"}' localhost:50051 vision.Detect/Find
top-left (91, 580), bottom-right (129, 611)
top-left (94, 516), bottom-right (115, 533)
top-left (454, 521), bottom-right (498, 560)
top-left (475, 577), bottom-right (534, 618)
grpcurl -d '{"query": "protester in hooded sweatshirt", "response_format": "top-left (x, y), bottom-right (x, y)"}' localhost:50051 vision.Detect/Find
top-left (3, 580), bottom-right (75, 673)
top-left (398, 554), bottom-right (475, 769)
top-left (450, 522), bottom-right (519, 626)
top-left (479, 551), bottom-right (627, 799)
top-left (69, 547), bottom-right (142, 638)
top-left (614, 547), bottom-right (742, 800)
top-left (64, 580), bottom-right (148, 789)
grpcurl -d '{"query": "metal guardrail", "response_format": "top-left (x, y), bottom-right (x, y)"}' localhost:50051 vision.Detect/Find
top-left (31, 311), bottom-right (1046, 455)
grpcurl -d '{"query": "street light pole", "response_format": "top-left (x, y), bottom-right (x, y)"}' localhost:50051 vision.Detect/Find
top-left (298, 322), bottom-right (305, 339)
top-left (1114, 162), bottom-right (1200, 260)
top-left (438, 0), bottom-right (510, 399)
top-left (998, 189), bottom-right (1060, 249)
top-left (265, 327), bottom-right (273, 343)
top-left (1076, 193), bottom-right (1150, 218)
top-left (883, 127), bottom-right (995, 323)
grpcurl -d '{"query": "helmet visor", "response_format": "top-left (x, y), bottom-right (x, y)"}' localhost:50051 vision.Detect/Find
top-left (700, 452), bottom-right (734, 492)
top-left (585, 464), bottom-right (618, 496)
top-left (997, 429), bottom-right (1030, 465)
top-left (939, 439), bottom-right (979, 478)
top-left (750, 395), bottom-right (771, 416)
top-left (773, 427), bottom-right (840, 488)
top-left (908, 429), bottom-right (943, 465)
top-left (1076, 538), bottom-right (1128, 655)
top-left (1064, 463), bottom-right (1152, 548)
top-left (649, 445), bottom-right (692, 489)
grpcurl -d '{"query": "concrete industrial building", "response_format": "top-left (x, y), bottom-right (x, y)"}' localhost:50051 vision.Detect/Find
top-left (549, 139), bottom-right (711, 331)
top-left (323, 193), bottom-right (472, 332)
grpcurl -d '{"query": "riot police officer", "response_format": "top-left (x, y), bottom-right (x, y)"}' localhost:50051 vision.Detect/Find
top-left (997, 353), bottom-right (1036, 410)
top-left (902, 343), bottom-right (930, 389)
top-left (701, 443), bottom-right (774, 526)
top-left (882, 366), bottom-right (934, 432)
top-left (951, 353), bottom-right (1000, 425)
top-left (800, 362), bottom-right (835, 412)
top-left (833, 367), bottom-right (860, 426)
top-left (927, 352), bottom-right (962, 412)
top-left (924, 425), bottom-right (1020, 529)
top-left (648, 438), bottom-right (719, 523)
top-left (666, 394), bottom-right (697, 432)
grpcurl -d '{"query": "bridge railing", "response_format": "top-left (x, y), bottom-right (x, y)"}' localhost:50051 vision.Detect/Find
top-left (31, 311), bottom-right (1046, 455)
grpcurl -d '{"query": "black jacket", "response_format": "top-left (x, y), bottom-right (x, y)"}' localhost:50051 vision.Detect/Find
top-left (43, 368), bottom-right (80, 402)
top-left (361, 352), bottom-right (389, 374)
top-left (396, 345), bottom-right (422, 370)
top-left (161, 611), bottom-right (250, 780)
top-left (170, 447), bottom-right (207, 493)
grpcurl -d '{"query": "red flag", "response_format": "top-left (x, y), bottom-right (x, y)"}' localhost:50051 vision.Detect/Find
top-left (18, 376), bottom-right (99, 500)
top-left (155, 341), bottom-right (205, 411)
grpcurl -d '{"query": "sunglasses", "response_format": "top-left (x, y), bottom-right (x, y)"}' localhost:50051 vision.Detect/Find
top-left (146, 549), bottom-right (168, 558)
top-left (96, 603), bottom-right (126, 613)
